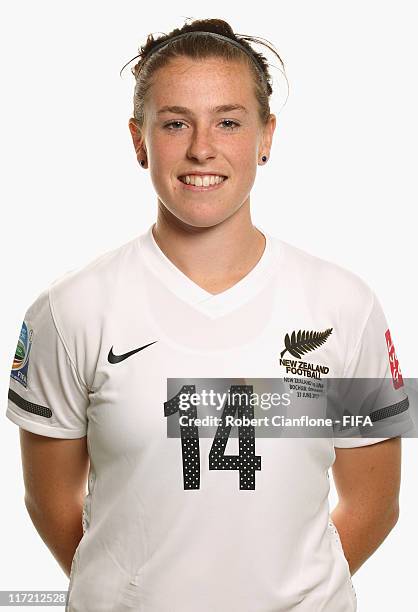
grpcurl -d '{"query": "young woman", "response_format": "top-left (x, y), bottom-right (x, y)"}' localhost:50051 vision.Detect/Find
top-left (7, 18), bottom-right (412, 612)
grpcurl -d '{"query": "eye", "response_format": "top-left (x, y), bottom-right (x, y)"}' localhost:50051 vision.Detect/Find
top-left (164, 121), bottom-right (187, 130)
top-left (220, 119), bottom-right (240, 130)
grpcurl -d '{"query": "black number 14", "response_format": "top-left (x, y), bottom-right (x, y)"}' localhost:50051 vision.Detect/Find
top-left (164, 384), bottom-right (261, 490)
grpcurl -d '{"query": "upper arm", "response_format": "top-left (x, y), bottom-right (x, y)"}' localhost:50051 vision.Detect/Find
top-left (20, 429), bottom-right (90, 511)
top-left (332, 437), bottom-right (401, 513)
top-left (7, 287), bottom-right (91, 511)
top-left (7, 286), bottom-right (89, 440)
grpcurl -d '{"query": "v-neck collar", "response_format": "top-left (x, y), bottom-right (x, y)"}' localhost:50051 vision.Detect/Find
top-left (138, 222), bottom-right (280, 319)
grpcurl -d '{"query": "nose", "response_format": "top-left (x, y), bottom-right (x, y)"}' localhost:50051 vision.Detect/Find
top-left (186, 125), bottom-right (217, 162)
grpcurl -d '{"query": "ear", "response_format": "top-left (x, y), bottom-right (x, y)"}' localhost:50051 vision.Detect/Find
top-left (258, 113), bottom-right (276, 161)
top-left (128, 118), bottom-right (148, 167)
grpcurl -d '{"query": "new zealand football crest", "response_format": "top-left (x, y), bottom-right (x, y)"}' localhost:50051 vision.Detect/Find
top-left (279, 328), bottom-right (333, 378)
top-left (11, 320), bottom-right (33, 388)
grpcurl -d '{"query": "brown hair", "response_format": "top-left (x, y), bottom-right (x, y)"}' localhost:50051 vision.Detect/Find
top-left (120, 18), bottom-right (288, 130)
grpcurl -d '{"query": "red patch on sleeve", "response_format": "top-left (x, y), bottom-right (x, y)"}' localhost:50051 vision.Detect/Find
top-left (385, 329), bottom-right (404, 389)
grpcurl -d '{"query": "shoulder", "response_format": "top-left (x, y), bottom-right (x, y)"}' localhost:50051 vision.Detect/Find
top-left (268, 235), bottom-right (377, 337)
top-left (27, 235), bottom-right (141, 358)
top-left (49, 235), bottom-right (140, 313)
top-left (24, 235), bottom-right (142, 390)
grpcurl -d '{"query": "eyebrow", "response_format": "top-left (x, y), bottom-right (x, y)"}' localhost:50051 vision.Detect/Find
top-left (157, 104), bottom-right (248, 116)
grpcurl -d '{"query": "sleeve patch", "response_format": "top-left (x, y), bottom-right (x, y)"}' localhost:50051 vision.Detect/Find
top-left (10, 320), bottom-right (33, 389)
top-left (385, 328), bottom-right (404, 389)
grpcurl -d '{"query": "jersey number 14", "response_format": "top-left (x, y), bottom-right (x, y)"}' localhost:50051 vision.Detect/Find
top-left (164, 384), bottom-right (261, 491)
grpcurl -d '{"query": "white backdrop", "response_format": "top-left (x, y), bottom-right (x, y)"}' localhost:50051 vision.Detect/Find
top-left (1, 1), bottom-right (417, 610)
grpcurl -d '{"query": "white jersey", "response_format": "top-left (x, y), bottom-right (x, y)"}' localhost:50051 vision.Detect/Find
top-left (6, 224), bottom-right (412, 612)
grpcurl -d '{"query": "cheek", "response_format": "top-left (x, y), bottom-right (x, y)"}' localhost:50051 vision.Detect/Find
top-left (229, 134), bottom-right (259, 163)
top-left (147, 129), bottom-right (180, 161)
top-left (151, 140), bottom-right (179, 166)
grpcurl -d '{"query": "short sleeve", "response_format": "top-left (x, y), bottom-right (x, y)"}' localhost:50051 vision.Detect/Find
top-left (333, 292), bottom-right (413, 448)
top-left (6, 286), bottom-right (89, 438)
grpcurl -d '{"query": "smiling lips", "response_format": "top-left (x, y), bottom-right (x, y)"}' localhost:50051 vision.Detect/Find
top-left (178, 174), bottom-right (227, 191)
top-left (179, 174), bottom-right (226, 187)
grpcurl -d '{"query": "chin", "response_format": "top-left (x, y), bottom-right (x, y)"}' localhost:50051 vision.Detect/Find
top-left (159, 197), bottom-right (232, 227)
top-left (162, 200), bottom-right (239, 229)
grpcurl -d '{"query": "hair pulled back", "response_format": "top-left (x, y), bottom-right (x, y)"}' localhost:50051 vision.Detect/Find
top-left (120, 18), bottom-right (287, 129)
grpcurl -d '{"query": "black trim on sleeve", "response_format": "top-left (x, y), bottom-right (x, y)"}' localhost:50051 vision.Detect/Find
top-left (370, 397), bottom-right (409, 423)
top-left (8, 388), bottom-right (53, 418)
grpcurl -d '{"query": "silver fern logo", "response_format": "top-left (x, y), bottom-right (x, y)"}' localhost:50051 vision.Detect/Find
top-left (279, 328), bottom-right (333, 379)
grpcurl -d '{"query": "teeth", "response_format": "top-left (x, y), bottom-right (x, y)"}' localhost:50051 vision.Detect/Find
top-left (179, 174), bottom-right (226, 186)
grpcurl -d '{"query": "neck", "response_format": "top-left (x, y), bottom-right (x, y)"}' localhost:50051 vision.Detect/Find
top-left (152, 200), bottom-right (266, 295)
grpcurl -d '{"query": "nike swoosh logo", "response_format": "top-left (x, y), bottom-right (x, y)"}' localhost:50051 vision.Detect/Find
top-left (108, 341), bottom-right (158, 364)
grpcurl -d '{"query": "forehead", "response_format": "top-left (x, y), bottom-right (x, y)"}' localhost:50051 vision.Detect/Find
top-left (146, 56), bottom-right (257, 112)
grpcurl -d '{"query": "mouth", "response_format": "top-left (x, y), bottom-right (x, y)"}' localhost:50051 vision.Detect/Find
top-left (177, 174), bottom-right (228, 191)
